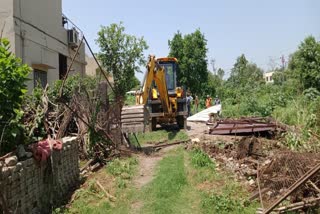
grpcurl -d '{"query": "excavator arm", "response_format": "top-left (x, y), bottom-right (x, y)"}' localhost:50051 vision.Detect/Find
top-left (139, 55), bottom-right (172, 114)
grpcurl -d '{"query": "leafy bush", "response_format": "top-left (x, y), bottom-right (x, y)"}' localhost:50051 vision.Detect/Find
top-left (107, 157), bottom-right (138, 188)
top-left (303, 88), bottom-right (320, 101)
top-left (0, 38), bottom-right (30, 154)
top-left (202, 192), bottom-right (245, 214)
top-left (107, 157), bottom-right (138, 176)
top-left (191, 149), bottom-right (215, 169)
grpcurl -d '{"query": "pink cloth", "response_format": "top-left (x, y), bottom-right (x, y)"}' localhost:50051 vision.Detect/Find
top-left (32, 139), bottom-right (63, 161)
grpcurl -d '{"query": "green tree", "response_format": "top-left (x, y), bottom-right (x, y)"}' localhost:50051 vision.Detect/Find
top-left (288, 36), bottom-right (320, 91)
top-left (96, 22), bottom-right (148, 97)
top-left (217, 68), bottom-right (225, 80)
top-left (228, 54), bottom-right (264, 89)
top-left (129, 76), bottom-right (141, 90)
top-left (0, 38), bottom-right (30, 152)
top-left (168, 29), bottom-right (208, 95)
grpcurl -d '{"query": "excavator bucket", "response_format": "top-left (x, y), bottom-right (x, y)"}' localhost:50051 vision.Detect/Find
top-left (121, 105), bottom-right (148, 133)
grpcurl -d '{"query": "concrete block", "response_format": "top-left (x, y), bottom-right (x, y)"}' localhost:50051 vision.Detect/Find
top-left (14, 162), bottom-right (23, 172)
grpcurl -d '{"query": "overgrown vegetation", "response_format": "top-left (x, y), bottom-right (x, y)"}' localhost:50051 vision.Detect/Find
top-left (190, 148), bottom-right (215, 169)
top-left (107, 157), bottom-right (138, 189)
top-left (201, 192), bottom-right (249, 214)
top-left (0, 57), bottom-right (108, 156)
top-left (205, 35), bottom-right (320, 151)
top-left (65, 157), bottom-right (139, 213)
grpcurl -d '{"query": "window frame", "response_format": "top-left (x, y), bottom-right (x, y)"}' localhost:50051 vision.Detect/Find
top-left (33, 69), bottom-right (48, 88)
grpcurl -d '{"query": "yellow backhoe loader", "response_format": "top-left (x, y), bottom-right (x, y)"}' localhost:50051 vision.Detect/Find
top-left (121, 55), bottom-right (187, 133)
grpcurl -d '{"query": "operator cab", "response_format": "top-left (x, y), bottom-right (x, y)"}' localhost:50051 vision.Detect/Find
top-left (157, 57), bottom-right (178, 95)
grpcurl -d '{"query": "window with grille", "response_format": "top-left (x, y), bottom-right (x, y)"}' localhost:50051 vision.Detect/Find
top-left (34, 69), bottom-right (47, 88)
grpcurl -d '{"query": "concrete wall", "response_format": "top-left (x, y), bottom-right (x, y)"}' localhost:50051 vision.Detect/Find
top-left (0, 0), bottom-right (86, 92)
top-left (0, 0), bottom-right (15, 52)
top-left (0, 137), bottom-right (79, 214)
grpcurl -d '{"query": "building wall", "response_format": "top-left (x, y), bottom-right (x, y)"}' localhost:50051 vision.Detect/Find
top-left (0, 0), bottom-right (15, 52)
top-left (264, 71), bottom-right (274, 83)
top-left (85, 55), bottom-right (98, 76)
top-left (0, 0), bottom-right (86, 92)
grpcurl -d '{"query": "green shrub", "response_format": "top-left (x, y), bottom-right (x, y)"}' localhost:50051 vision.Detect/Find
top-left (191, 149), bottom-right (215, 169)
top-left (107, 157), bottom-right (138, 177)
top-left (202, 192), bottom-right (245, 214)
top-left (0, 38), bottom-right (30, 154)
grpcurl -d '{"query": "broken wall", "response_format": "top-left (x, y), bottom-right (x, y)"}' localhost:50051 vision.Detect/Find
top-left (0, 137), bottom-right (79, 214)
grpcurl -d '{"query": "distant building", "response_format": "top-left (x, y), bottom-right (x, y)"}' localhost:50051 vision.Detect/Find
top-left (264, 71), bottom-right (274, 83)
top-left (0, 0), bottom-right (86, 92)
top-left (85, 55), bottom-right (114, 83)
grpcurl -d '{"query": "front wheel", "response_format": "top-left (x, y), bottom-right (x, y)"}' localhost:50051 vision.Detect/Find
top-left (149, 117), bottom-right (157, 132)
top-left (177, 115), bottom-right (186, 130)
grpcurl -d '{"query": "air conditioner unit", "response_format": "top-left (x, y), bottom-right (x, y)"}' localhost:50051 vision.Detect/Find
top-left (67, 28), bottom-right (79, 48)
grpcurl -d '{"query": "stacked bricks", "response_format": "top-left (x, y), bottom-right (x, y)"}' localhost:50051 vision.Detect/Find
top-left (0, 137), bottom-right (79, 214)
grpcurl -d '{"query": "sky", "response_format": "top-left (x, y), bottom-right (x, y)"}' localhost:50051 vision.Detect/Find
top-left (63, 0), bottom-right (320, 80)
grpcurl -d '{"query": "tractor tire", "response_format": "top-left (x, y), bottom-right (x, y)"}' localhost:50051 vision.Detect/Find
top-left (149, 117), bottom-right (157, 131)
top-left (177, 115), bottom-right (186, 130)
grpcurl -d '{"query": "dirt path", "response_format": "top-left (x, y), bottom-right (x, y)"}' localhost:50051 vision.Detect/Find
top-left (130, 145), bottom-right (178, 213)
top-left (133, 145), bottom-right (179, 188)
top-left (133, 154), bottom-right (163, 188)
top-left (187, 121), bottom-right (207, 139)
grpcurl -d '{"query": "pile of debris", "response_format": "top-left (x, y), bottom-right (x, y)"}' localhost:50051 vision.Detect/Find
top-left (188, 136), bottom-right (273, 183)
top-left (188, 136), bottom-right (320, 213)
top-left (258, 151), bottom-right (320, 213)
top-left (20, 79), bottom-right (123, 171)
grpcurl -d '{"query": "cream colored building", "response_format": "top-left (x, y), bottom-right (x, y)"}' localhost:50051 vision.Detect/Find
top-left (264, 71), bottom-right (274, 83)
top-left (85, 55), bottom-right (114, 83)
top-left (0, 0), bottom-right (86, 92)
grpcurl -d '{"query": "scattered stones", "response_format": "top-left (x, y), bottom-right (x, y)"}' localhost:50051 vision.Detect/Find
top-left (5, 156), bottom-right (18, 166)
top-left (2, 167), bottom-right (11, 178)
top-left (248, 179), bottom-right (255, 186)
top-left (191, 138), bottom-right (200, 143)
top-left (26, 152), bottom-right (33, 158)
top-left (15, 162), bottom-right (23, 171)
top-left (263, 159), bottom-right (271, 166)
top-left (16, 145), bottom-right (26, 159)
